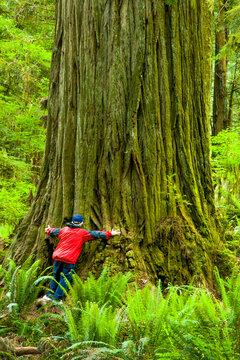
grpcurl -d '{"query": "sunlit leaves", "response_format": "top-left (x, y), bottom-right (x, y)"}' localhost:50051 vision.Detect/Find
top-left (0, 0), bottom-right (54, 236)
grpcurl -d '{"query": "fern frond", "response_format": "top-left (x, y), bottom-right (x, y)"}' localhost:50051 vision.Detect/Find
top-left (64, 306), bottom-right (81, 343)
top-left (0, 351), bottom-right (16, 359)
top-left (69, 269), bottom-right (132, 309)
top-left (155, 351), bottom-right (183, 359)
top-left (1, 257), bottom-right (50, 313)
top-left (38, 313), bottom-right (65, 322)
top-left (64, 340), bottom-right (115, 350)
top-left (214, 267), bottom-right (231, 309)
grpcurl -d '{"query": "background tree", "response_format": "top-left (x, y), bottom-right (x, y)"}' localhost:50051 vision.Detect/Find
top-left (7, 0), bottom-right (230, 285)
top-left (212, 0), bottom-right (228, 135)
top-left (212, 0), bottom-right (240, 133)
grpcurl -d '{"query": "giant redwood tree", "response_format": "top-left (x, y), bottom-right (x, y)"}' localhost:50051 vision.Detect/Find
top-left (7, 0), bottom-right (227, 285)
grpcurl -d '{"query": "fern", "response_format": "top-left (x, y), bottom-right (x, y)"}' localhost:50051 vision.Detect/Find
top-left (121, 340), bottom-right (137, 358)
top-left (80, 302), bottom-right (123, 345)
top-left (125, 281), bottom-right (167, 343)
top-left (156, 352), bottom-right (183, 360)
top-left (62, 342), bottom-right (127, 360)
top-left (1, 257), bottom-right (50, 313)
top-left (70, 268), bottom-right (132, 309)
top-left (39, 313), bottom-right (65, 322)
top-left (62, 302), bottom-right (123, 346)
top-left (0, 351), bottom-right (16, 359)
top-left (63, 341), bottom-right (116, 352)
top-left (64, 306), bottom-right (80, 343)
top-left (124, 281), bottom-right (238, 358)
top-left (215, 267), bottom-right (240, 325)
top-left (157, 284), bottom-right (236, 360)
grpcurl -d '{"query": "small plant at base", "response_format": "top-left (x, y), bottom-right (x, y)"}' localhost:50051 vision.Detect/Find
top-left (70, 268), bottom-right (132, 309)
top-left (62, 301), bottom-right (124, 346)
top-left (156, 284), bottom-right (238, 359)
top-left (0, 256), bottom-right (51, 313)
top-left (125, 281), bottom-right (166, 345)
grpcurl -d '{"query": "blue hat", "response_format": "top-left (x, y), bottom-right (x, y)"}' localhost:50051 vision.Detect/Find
top-left (72, 215), bottom-right (84, 223)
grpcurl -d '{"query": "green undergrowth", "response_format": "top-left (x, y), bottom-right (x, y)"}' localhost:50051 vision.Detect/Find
top-left (0, 0), bottom-right (54, 245)
top-left (210, 127), bottom-right (240, 262)
top-left (211, 127), bottom-right (240, 218)
top-left (1, 260), bottom-right (240, 359)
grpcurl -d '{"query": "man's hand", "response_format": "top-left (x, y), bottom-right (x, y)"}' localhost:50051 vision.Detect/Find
top-left (45, 225), bottom-right (51, 234)
top-left (111, 229), bottom-right (121, 236)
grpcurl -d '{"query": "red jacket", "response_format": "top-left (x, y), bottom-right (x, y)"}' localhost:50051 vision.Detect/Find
top-left (46, 223), bottom-right (112, 264)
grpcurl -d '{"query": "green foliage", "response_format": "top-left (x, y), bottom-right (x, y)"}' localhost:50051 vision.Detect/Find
top-left (0, 101), bottom-right (46, 159)
top-left (1, 0), bottom-right (55, 48)
top-left (53, 275), bottom-right (230, 358)
top-left (0, 2), bottom-right (52, 101)
top-left (0, 178), bottom-right (34, 224)
top-left (0, 0), bottom-right (54, 239)
top-left (0, 256), bottom-right (50, 313)
top-left (214, 267), bottom-right (240, 329)
top-left (0, 223), bottom-right (14, 240)
top-left (59, 271), bottom-right (240, 359)
top-left (61, 342), bottom-right (125, 360)
top-left (211, 127), bottom-right (240, 175)
top-left (211, 1), bottom-right (240, 227)
top-left (0, 103), bottom-right (45, 231)
top-left (224, 2), bottom-right (240, 56)
top-left (69, 268), bottom-right (132, 309)
top-left (0, 351), bottom-right (16, 360)
top-left (0, 101), bottom-right (45, 229)
top-left (125, 282), bottom-right (165, 343)
top-left (211, 126), bottom-right (240, 222)
top-left (0, 316), bottom-right (45, 338)
top-left (1, 266), bottom-right (240, 359)
top-left (124, 281), bottom-right (240, 359)
top-left (64, 302), bottom-right (123, 345)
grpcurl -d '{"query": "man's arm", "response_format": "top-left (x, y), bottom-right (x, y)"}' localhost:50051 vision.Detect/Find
top-left (45, 225), bottom-right (61, 238)
top-left (84, 229), bottom-right (121, 242)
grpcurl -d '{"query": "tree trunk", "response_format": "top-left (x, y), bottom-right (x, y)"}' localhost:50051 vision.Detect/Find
top-left (212, 0), bottom-right (228, 135)
top-left (7, 0), bottom-right (227, 286)
top-left (228, 58), bottom-right (238, 127)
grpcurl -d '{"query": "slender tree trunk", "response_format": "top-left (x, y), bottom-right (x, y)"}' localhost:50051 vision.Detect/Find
top-left (212, 0), bottom-right (228, 135)
top-left (7, 0), bottom-right (227, 286)
top-left (228, 59), bottom-right (238, 127)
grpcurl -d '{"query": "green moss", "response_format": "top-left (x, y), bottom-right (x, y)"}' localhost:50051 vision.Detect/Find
top-left (126, 250), bottom-right (135, 259)
top-left (164, 0), bottom-right (178, 5)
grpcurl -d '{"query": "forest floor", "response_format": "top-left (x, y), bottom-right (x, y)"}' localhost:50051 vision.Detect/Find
top-left (0, 302), bottom-right (66, 359)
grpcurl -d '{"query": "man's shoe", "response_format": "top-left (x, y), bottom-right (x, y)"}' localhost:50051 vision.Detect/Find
top-left (37, 295), bottom-right (52, 305)
top-left (52, 298), bottom-right (63, 305)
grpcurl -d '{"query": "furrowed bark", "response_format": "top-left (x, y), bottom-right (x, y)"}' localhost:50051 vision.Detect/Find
top-left (6, 0), bottom-right (230, 286)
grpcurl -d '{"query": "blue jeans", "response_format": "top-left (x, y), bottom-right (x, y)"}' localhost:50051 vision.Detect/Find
top-left (47, 260), bottom-right (75, 300)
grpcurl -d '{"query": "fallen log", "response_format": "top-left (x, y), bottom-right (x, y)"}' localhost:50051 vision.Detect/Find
top-left (15, 347), bottom-right (41, 355)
